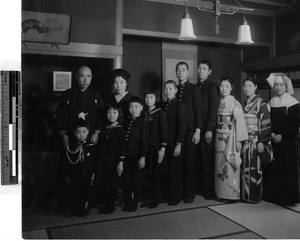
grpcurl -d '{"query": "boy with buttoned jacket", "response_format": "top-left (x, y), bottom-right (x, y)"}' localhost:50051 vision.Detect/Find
top-left (122, 96), bottom-right (149, 212)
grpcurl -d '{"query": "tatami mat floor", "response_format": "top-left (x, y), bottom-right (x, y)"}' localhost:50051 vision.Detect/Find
top-left (22, 195), bottom-right (300, 239)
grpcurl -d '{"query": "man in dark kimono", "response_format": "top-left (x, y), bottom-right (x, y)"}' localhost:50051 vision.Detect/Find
top-left (196, 59), bottom-right (219, 200)
top-left (56, 66), bottom-right (104, 147)
top-left (175, 61), bottom-right (202, 203)
top-left (56, 66), bottom-right (104, 207)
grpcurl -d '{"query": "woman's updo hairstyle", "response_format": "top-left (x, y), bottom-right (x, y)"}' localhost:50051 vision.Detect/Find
top-left (111, 68), bottom-right (131, 85)
top-left (243, 77), bottom-right (258, 86)
top-left (218, 76), bottom-right (234, 88)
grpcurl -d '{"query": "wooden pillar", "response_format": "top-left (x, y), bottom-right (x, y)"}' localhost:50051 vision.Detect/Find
top-left (113, 0), bottom-right (123, 69)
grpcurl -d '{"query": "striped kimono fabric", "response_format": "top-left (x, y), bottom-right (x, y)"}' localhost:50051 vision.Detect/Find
top-left (241, 96), bottom-right (272, 203)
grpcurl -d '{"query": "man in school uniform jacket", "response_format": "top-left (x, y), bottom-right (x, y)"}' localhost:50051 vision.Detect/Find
top-left (175, 62), bottom-right (202, 203)
top-left (196, 60), bottom-right (220, 200)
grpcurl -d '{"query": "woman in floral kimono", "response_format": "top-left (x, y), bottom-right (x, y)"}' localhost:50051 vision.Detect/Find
top-left (241, 77), bottom-right (272, 203)
top-left (264, 73), bottom-right (300, 205)
top-left (215, 77), bottom-right (248, 201)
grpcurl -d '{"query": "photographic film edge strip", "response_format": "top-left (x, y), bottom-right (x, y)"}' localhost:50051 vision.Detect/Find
top-left (1, 71), bottom-right (21, 185)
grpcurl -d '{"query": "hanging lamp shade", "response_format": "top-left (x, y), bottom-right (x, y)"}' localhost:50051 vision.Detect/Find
top-left (236, 18), bottom-right (254, 45)
top-left (178, 11), bottom-right (196, 41)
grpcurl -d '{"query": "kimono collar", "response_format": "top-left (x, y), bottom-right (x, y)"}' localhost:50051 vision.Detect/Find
top-left (268, 92), bottom-right (299, 109)
top-left (77, 86), bottom-right (90, 95)
top-left (221, 95), bottom-right (234, 103)
top-left (246, 94), bottom-right (258, 104)
top-left (115, 91), bottom-right (129, 103)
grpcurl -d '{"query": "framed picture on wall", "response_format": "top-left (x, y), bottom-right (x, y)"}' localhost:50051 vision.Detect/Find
top-left (22, 11), bottom-right (72, 44)
top-left (53, 71), bottom-right (72, 92)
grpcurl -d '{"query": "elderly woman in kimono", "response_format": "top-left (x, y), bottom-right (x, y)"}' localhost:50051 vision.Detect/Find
top-left (241, 77), bottom-right (272, 203)
top-left (215, 77), bottom-right (248, 202)
top-left (264, 73), bottom-right (300, 205)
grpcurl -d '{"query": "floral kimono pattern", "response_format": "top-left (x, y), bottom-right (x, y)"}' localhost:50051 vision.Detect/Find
top-left (215, 95), bottom-right (248, 200)
top-left (241, 95), bottom-right (272, 203)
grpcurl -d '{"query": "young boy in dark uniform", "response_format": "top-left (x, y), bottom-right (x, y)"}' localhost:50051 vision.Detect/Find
top-left (163, 80), bottom-right (187, 205)
top-left (142, 90), bottom-right (169, 208)
top-left (64, 117), bottom-right (96, 218)
top-left (96, 104), bottom-right (126, 214)
top-left (122, 96), bottom-right (149, 212)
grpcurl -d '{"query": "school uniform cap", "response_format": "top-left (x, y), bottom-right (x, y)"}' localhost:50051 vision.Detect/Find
top-left (128, 96), bottom-right (143, 105)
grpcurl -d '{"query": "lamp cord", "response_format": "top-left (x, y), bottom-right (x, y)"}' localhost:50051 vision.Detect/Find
top-left (234, 0), bottom-right (244, 8)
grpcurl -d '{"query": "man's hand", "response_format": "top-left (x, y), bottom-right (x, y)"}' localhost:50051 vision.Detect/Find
top-left (158, 148), bottom-right (166, 163)
top-left (192, 129), bottom-right (201, 144)
top-left (116, 162), bottom-right (123, 176)
top-left (174, 144), bottom-right (181, 157)
top-left (138, 157), bottom-right (145, 170)
top-left (62, 134), bottom-right (69, 149)
top-left (91, 132), bottom-right (99, 144)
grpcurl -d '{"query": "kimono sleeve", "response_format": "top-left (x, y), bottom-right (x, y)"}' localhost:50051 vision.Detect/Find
top-left (258, 101), bottom-right (272, 143)
top-left (233, 101), bottom-right (248, 142)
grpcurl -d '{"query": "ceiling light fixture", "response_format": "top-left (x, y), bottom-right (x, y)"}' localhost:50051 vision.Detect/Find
top-left (177, 0), bottom-right (255, 44)
top-left (178, 1), bottom-right (197, 40)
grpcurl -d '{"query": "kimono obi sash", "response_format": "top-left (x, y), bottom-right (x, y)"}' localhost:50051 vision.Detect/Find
top-left (216, 113), bottom-right (233, 134)
top-left (244, 113), bottom-right (258, 135)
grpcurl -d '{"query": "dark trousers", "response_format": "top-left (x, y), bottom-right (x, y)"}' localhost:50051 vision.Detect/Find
top-left (197, 137), bottom-right (215, 197)
top-left (166, 147), bottom-right (183, 203)
top-left (182, 131), bottom-right (197, 199)
top-left (122, 156), bottom-right (143, 209)
top-left (146, 146), bottom-right (168, 202)
top-left (96, 160), bottom-right (119, 208)
top-left (66, 177), bottom-right (92, 216)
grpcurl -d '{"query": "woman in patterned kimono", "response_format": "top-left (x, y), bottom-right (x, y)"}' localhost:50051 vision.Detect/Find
top-left (264, 73), bottom-right (300, 205)
top-left (215, 77), bottom-right (248, 201)
top-left (241, 77), bottom-right (272, 203)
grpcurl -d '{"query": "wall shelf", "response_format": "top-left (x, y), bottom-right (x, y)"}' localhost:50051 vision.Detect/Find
top-left (22, 42), bottom-right (122, 59)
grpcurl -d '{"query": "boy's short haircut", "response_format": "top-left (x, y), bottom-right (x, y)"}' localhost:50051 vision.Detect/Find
top-left (164, 80), bottom-right (178, 89)
top-left (175, 61), bottom-right (189, 71)
top-left (73, 117), bottom-right (89, 131)
top-left (128, 96), bottom-right (143, 106)
top-left (106, 103), bottom-right (124, 123)
top-left (199, 59), bottom-right (212, 70)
